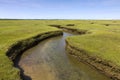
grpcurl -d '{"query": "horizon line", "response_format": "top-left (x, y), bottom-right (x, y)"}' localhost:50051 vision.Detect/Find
top-left (0, 18), bottom-right (120, 20)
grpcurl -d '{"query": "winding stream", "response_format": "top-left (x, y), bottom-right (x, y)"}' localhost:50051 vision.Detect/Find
top-left (17, 32), bottom-right (111, 80)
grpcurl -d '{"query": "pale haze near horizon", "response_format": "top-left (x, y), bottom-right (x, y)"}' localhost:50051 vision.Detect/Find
top-left (0, 0), bottom-right (120, 19)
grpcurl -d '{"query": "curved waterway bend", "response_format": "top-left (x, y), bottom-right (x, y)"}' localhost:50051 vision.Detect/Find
top-left (18, 32), bottom-right (111, 80)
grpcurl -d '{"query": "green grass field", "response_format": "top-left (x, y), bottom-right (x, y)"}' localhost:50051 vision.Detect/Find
top-left (65, 20), bottom-right (120, 66)
top-left (0, 20), bottom-right (61, 80)
top-left (0, 20), bottom-right (120, 80)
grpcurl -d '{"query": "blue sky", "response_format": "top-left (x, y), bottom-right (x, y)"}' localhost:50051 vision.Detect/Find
top-left (0, 0), bottom-right (120, 19)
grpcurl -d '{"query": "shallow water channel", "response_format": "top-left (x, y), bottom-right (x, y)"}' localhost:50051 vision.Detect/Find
top-left (17, 32), bottom-right (111, 80)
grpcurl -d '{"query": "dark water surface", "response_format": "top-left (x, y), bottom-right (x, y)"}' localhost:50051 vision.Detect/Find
top-left (18, 32), bottom-right (111, 80)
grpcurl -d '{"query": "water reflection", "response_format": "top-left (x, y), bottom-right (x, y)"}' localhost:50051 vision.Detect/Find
top-left (18, 32), bottom-right (111, 80)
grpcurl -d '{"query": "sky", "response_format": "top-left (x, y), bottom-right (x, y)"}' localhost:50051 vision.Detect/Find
top-left (0, 0), bottom-right (120, 19)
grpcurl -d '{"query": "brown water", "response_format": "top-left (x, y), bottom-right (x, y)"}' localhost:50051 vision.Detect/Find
top-left (18, 32), bottom-right (111, 80)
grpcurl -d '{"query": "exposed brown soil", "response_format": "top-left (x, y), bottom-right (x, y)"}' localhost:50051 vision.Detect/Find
top-left (7, 31), bottom-right (63, 61)
top-left (49, 24), bottom-right (87, 34)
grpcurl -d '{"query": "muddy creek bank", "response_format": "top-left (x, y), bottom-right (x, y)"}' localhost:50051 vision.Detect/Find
top-left (16, 32), bottom-right (111, 80)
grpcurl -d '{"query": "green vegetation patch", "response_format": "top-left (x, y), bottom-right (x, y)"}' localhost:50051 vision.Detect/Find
top-left (67, 32), bottom-right (120, 66)
top-left (0, 20), bottom-right (61, 80)
top-left (1, 20), bottom-right (120, 80)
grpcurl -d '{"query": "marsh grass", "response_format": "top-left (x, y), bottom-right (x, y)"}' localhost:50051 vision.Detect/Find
top-left (0, 20), bottom-right (61, 80)
top-left (65, 20), bottom-right (120, 67)
top-left (0, 20), bottom-right (120, 80)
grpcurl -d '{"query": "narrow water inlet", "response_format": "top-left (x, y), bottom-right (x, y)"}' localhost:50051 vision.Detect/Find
top-left (15, 32), bottom-right (111, 80)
